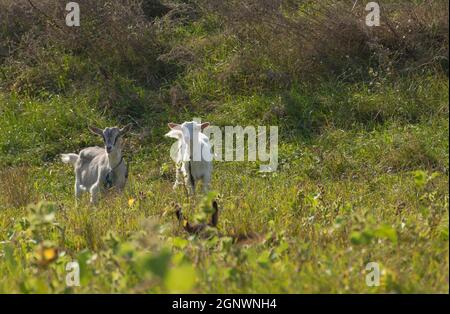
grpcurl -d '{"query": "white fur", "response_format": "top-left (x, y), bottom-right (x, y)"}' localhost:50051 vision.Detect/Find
top-left (166, 121), bottom-right (213, 194)
top-left (61, 127), bottom-right (129, 204)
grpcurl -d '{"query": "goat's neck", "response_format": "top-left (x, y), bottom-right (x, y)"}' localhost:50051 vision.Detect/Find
top-left (188, 138), bottom-right (202, 161)
top-left (107, 149), bottom-right (122, 169)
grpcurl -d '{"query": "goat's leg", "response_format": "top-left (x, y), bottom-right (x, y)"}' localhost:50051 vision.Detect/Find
top-left (189, 181), bottom-right (196, 195)
top-left (74, 167), bottom-right (84, 205)
top-left (74, 182), bottom-right (83, 205)
top-left (184, 174), bottom-right (195, 195)
top-left (201, 175), bottom-right (211, 194)
top-left (115, 169), bottom-right (127, 191)
top-left (199, 164), bottom-right (212, 193)
top-left (90, 170), bottom-right (107, 204)
top-left (173, 167), bottom-right (183, 190)
top-left (89, 182), bottom-right (100, 204)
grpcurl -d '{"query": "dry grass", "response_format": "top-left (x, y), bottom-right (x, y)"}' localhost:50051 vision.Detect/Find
top-left (194, 0), bottom-right (448, 88)
top-left (0, 166), bottom-right (36, 208)
top-left (0, 0), bottom-right (168, 95)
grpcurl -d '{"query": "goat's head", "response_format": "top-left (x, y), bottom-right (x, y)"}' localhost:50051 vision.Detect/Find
top-left (167, 121), bottom-right (209, 157)
top-left (167, 121), bottom-right (209, 142)
top-left (88, 124), bottom-right (132, 154)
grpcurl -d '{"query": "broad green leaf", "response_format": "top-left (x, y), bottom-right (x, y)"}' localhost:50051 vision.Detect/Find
top-left (165, 264), bottom-right (197, 293)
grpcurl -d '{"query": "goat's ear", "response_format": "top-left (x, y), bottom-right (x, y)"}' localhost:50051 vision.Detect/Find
top-left (168, 123), bottom-right (180, 129)
top-left (119, 123), bottom-right (133, 135)
top-left (201, 122), bottom-right (210, 130)
top-left (88, 126), bottom-right (103, 136)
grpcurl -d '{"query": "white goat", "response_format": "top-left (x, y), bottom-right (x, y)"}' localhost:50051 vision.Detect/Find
top-left (165, 121), bottom-right (212, 194)
top-left (61, 124), bottom-right (132, 204)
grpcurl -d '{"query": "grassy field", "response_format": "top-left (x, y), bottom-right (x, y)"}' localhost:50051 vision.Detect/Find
top-left (0, 0), bottom-right (448, 293)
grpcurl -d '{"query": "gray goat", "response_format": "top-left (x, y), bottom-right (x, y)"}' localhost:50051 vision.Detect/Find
top-left (61, 124), bottom-right (132, 204)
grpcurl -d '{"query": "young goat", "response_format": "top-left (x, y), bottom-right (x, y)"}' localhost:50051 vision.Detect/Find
top-left (61, 124), bottom-right (132, 204)
top-left (165, 121), bottom-right (212, 194)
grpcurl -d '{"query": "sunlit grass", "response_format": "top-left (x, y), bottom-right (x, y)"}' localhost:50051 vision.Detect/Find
top-left (0, 0), bottom-right (448, 294)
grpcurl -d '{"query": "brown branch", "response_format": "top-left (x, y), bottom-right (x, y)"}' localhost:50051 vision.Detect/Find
top-left (174, 201), bottom-right (219, 235)
top-left (26, 0), bottom-right (63, 30)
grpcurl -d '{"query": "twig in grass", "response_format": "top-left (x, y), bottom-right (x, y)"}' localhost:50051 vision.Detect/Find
top-left (173, 202), bottom-right (263, 244)
top-left (174, 200), bottom-right (219, 234)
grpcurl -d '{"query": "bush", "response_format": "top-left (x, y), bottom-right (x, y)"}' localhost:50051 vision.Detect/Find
top-left (190, 0), bottom-right (448, 91)
top-left (0, 0), bottom-right (173, 96)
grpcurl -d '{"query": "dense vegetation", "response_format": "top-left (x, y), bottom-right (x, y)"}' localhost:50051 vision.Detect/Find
top-left (0, 0), bottom-right (448, 293)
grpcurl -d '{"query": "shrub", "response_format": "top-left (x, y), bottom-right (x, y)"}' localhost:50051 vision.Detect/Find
top-left (0, 0), bottom-right (173, 96)
top-left (192, 0), bottom-right (448, 90)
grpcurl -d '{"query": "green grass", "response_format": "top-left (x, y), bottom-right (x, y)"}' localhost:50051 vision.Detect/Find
top-left (0, 79), bottom-right (448, 292)
top-left (0, 0), bottom-right (448, 294)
